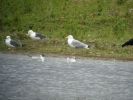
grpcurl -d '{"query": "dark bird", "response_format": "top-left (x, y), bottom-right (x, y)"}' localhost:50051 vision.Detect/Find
top-left (5, 36), bottom-right (23, 48)
top-left (122, 39), bottom-right (133, 47)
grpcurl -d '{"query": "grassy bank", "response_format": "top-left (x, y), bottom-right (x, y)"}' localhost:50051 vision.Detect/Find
top-left (0, 0), bottom-right (133, 60)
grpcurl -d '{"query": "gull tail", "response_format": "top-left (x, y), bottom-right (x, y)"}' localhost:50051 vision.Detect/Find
top-left (17, 40), bottom-right (25, 47)
top-left (21, 44), bottom-right (26, 47)
top-left (85, 45), bottom-right (90, 49)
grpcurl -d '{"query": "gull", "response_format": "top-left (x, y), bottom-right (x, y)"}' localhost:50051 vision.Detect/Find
top-left (67, 56), bottom-right (76, 63)
top-left (27, 30), bottom-right (47, 41)
top-left (5, 36), bottom-right (22, 48)
top-left (40, 54), bottom-right (45, 62)
top-left (66, 35), bottom-right (90, 49)
top-left (29, 54), bottom-right (45, 62)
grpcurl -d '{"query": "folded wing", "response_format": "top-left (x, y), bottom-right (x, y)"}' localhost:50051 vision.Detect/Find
top-left (35, 32), bottom-right (46, 40)
top-left (72, 39), bottom-right (88, 48)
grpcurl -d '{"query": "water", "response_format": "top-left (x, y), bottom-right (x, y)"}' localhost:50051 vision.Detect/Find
top-left (0, 53), bottom-right (133, 100)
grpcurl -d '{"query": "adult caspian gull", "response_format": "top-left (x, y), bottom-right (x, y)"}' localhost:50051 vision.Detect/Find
top-left (27, 30), bottom-right (47, 41)
top-left (66, 35), bottom-right (90, 49)
top-left (5, 36), bottom-right (22, 48)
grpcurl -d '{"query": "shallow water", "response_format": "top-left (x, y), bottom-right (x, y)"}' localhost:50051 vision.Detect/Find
top-left (0, 53), bottom-right (133, 100)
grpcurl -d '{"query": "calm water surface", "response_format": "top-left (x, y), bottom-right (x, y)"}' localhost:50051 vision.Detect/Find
top-left (0, 53), bottom-right (133, 100)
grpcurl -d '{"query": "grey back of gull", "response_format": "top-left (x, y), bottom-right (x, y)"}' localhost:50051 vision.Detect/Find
top-left (35, 32), bottom-right (46, 40)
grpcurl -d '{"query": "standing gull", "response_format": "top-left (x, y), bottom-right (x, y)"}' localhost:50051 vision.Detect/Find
top-left (66, 35), bottom-right (90, 49)
top-left (27, 30), bottom-right (47, 41)
top-left (5, 36), bottom-right (22, 48)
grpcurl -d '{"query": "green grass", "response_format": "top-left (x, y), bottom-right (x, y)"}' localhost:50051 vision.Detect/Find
top-left (0, 0), bottom-right (133, 60)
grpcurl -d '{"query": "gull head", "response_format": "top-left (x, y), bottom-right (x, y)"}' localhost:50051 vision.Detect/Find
top-left (27, 30), bottom-right (34, 36)
top-left (66, 35), bottom-right (74, 39)
top-left (6, 36), bottom-right (11, 39)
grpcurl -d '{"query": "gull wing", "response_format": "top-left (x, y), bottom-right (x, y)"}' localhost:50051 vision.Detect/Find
top-left (10, 40), bottom-right (20, 47)
top-left (35, 32), bottom-right (46, 40)
top-left (71, 39), bottom-right (88, 48)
